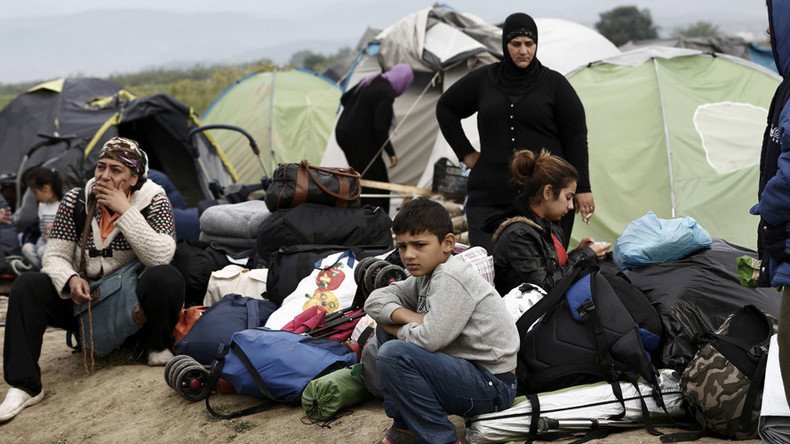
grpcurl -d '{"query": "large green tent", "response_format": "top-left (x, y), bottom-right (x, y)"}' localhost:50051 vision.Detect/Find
top-left (567, 47), bottom-right (780, 249)
top-left (200, 69), bottom-right (341, 184)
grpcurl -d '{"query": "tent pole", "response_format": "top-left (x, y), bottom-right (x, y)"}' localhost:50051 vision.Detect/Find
top-left (652, 57), bottom-right (677, 218)
top-left (268, 71), bottom-right (277, 174)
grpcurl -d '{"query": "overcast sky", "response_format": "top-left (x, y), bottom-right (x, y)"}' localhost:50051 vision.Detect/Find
top-left (0, 0), bottom-right (771, 83)
top-left (4, 0), bottom-right (769, 30)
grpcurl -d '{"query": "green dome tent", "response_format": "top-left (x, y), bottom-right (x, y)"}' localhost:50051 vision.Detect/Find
top-left (567, 47), bottom-right (781, 249)
top-left (200, 69), bottom-right (342, 184)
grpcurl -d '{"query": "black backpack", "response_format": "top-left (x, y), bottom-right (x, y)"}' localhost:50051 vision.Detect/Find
top-left (516, 266), bottom-right (663, 394)
top-left (256, 204), bottom-right (393, 267)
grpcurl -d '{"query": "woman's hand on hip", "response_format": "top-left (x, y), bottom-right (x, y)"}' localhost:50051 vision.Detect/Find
top-left (463, 151), bottom-right (480, 169)
top-left (575, 192), bottom-right (594, 224)
top-left (389, 155), bottom-right (398, 168)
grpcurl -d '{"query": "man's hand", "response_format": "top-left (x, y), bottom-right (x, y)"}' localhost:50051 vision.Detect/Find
top-left (390, 307), bottom-right (425, 325)
top-left (0, 207), bottom-right (11, 225)
top-left (93, 180), bottom-right (131, 214)
top-left (463, 151), bottom-right (480, 169)
top-left (380, 323), bottom-right (401, 336)
top-left (68, 275), bottom-right (92, 304)
top-left (575, 192), bottom-right (595, 224)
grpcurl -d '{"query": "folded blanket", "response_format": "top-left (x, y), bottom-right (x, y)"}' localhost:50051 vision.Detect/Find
top-left (198, 232), bottom-right (257, 249)
top-left (200, 200), bottom-right (270, 238)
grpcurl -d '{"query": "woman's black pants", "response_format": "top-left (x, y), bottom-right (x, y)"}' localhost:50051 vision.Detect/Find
top-left (3, 265), bottom-right (184, 396)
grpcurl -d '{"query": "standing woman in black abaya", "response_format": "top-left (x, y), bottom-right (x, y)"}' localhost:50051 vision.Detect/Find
top-left (436, 12), bottom-right (594, 253)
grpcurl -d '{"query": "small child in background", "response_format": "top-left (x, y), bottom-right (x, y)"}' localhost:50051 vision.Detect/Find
top-left (20, 166), bottom-right (62, 269)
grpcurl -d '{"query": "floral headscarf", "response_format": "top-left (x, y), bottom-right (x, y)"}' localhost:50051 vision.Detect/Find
top-left (99, 137), bottom-right (149, 188)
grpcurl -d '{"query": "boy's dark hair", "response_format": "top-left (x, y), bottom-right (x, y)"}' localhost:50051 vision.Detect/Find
top-left (392, 198), bottom-right (452, 240)
top-left (23, 166), bottom-right (63, 200)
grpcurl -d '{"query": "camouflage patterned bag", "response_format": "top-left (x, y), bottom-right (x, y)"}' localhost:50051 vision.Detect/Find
top-left (680, 305), bottom-right (778, 439)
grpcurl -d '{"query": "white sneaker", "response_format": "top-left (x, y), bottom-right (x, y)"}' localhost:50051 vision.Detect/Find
top-left (147, 348), bottom-right (174, 366)
top-left (0, 387), bottom-right (44, 422)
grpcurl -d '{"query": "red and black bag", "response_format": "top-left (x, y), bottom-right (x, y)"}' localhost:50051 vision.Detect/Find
top-left (265, 160), bottom-right (361, 211)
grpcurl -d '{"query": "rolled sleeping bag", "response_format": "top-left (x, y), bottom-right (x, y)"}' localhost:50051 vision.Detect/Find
top-left (302, 366), bottom-right (372, 421)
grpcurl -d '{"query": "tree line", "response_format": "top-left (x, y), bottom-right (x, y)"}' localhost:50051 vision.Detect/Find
top-left (0, 46), bottom-right (353, 115)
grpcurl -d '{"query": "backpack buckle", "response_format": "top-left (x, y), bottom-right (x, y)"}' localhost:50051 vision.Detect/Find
top-left (749, 344), bottom-right (768, 360)
top-left (577, 299), bottom-right (596, 322)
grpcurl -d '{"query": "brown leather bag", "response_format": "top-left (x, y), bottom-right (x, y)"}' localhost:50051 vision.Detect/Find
top-left (265, 160), bottom-right (361, 211)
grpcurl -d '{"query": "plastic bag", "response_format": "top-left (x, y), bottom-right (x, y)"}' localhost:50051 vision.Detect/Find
top-left (613, 211), bottom-right (712, 270)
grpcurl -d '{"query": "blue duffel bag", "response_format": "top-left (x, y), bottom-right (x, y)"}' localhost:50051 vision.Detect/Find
top-left (174, 294), bottom-right (278, 364)
top-left (205, 328), bottom-right (357, 419)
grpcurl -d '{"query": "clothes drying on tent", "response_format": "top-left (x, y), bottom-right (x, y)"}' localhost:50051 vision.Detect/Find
top-left (623, 238), bottom-right (782, 370)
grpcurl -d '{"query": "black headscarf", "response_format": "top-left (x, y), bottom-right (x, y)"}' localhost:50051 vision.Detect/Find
top-left (495, 12), bottom-right (547, 95)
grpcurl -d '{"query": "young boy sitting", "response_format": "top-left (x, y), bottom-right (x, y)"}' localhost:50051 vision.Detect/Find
top-left (364, 198), bottom-right (520, 444)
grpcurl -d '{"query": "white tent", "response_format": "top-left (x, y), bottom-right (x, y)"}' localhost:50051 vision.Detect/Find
top-left (320, 9), bottom-right (621, 205)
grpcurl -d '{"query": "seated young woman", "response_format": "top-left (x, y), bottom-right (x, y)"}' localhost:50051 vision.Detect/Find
top-left (487, 149), bottom-right (610, 295)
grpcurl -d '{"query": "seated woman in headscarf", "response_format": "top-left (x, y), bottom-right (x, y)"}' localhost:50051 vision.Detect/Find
top-left (488, 149), bottom-right (609, 295)
top-left (335, 63), bottom-right (414, 212)
top-left (0, 137), bottom-right (185, 422)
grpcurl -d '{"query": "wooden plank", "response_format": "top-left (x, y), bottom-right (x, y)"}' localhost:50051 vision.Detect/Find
top-left (360, 179), bottom-right (432, 196)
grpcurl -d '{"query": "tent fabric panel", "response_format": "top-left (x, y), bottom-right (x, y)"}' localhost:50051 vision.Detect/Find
top-left (569, 62), bottom-right (672, 245)
top-left (202, 71), bottom-right (341, 185)
top-left (534, 18), bottom-right (621, 75)
top-left (0, 78), bottom-right (122, 175)
top-left (655, 56), bottom-right (778, 183)
top-left (27, 78), bottom-right (65, 93)
top-left (271, 71), bottom-right (341, 168)
top-left (377, 8), bottom-right (432, 73)
top-left (202, 73), bottom-right (274, 184)
top-left (675, 170), bottom-right (760, 249)
top-left (423, 21), bottom-right (487, 66)
top-left (653, 56), bottom-right (777, 249)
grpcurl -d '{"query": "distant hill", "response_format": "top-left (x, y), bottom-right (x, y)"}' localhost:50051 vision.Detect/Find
top-left (0, 9), bottom-right (355, 83)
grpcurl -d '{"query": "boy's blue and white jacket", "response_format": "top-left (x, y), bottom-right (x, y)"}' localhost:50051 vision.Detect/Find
top-left (751, 0), bottom-right (790, 286)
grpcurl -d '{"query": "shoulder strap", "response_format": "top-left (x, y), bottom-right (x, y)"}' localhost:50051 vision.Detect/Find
top-left (246, 298), bottom-right (260, 329)
top-left (739, 350), bottom-right (769, 432)
top-left (73, 187), bottom-right (86, 236)
top-left (205, 342), bottom-right (275, 419)
top-left (515, 265), bottom-right (591, 333)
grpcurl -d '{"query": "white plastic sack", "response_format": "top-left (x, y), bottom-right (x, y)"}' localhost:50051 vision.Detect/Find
top-left (502, 283), bottom-right (546, 322)
top-left (613, 211), bottom-right (712, 270)
top-left (203, 265), bottom-right (268, 306)
top-left (465, 369), bottom-right (687, 444)
top-left (265, 251), bottom-right (359, 330)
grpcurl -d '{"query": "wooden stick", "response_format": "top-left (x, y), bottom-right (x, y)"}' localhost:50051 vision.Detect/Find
top-left (360, 179), bottom-right (432, 196)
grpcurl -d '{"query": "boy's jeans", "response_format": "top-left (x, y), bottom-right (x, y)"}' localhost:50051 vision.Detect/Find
top-left (376, 328), bottom-right (516, 443)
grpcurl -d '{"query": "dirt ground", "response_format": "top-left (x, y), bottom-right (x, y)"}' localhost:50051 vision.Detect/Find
top-left (0, 294), bottom-right (761, 444)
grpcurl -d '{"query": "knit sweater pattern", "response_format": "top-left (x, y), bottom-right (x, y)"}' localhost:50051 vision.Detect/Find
top-left (42, 179), bottom-right (176, 298)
